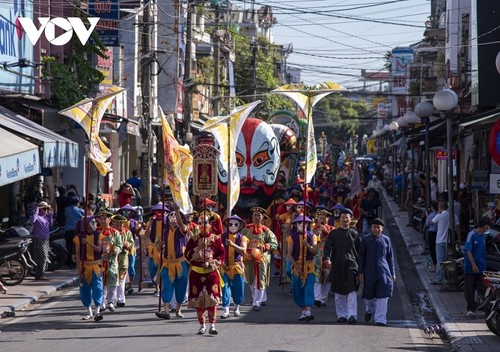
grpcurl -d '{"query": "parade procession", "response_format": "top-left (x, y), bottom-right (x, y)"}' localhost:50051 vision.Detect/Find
top-left (5, 1), bottom-right (500, 350)
top-left (54, 82), bottom-right (392, 334)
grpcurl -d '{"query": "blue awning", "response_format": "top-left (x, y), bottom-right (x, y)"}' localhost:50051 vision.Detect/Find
top-left (0, 127), bottom-right (40, 186)
top-left (0, 105), bottom-right (79, 168)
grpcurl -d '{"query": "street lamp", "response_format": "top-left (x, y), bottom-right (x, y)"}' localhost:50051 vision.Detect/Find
top-left (404, 110), bottom-right (420, 219)
top-left (415, 100), bottom-right (435, 211)
top-left (433, 89), bottom-right (459, 255)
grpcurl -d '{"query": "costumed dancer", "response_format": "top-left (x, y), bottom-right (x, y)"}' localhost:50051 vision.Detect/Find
top-left (358, 218), bottom-right (396, 326)
top-left (155, 206), bottom-right (189, 319)
top-left (111, 214), bottom-right (135, 307)
top-left (185, 212), bottom-right (225, 335)
top-left (144, 203), bottom-right (167, 294)
top-left (98, 210), bottom-right (123, 312)
top-left (313, 209), bottom-right (333, 307)
top-left (287, 214), bottom-right (318, 321)
top-left (241, 207), bottom-right (278, 311)
top-left (275, 198), bottom-right (297, 280)
top-left (199, 198), bottom-right (224, 235)
top-left (74, 216), bottom-right (104, 321)
top-left (323, 208), bottom-right (361, 324)
top-left (117, 204), bottom-right (142, 294)
top-left (220, 215), bottom-right (249, 318)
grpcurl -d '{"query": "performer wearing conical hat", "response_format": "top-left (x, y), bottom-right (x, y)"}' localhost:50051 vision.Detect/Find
top-left (155, 206), bottom-right (189, 319)
top-left (220, 215), bottom-right (248, 318)
top-left (74, 216), bottom-right (104, 321)
top-left (111, 214), bottom-right (135, 307)
top-left (241, 207), bottom-right (278, 311)
top-left (144, 203), bottom-right (169, 294)
top-left (185, 212), bottom-right (225, 335)
top-left (287, 214), bottom-right (318, 321)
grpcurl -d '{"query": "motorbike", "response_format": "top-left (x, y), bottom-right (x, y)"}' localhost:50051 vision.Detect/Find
top-left (477, 271), bottom-right (500, 337)
top-left (0, 226), bottom-right (35, 286)
top-left (46, 226), bottom-right (67, 272)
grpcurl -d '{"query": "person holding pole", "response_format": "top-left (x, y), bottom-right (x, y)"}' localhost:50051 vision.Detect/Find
top-left (287, 214), bottom-right (318, 321)
top-left (155, 206), bottom-right (189, 319)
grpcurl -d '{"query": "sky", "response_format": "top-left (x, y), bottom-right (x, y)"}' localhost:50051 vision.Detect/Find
top-left (234, 0), bottom-right (431, 89)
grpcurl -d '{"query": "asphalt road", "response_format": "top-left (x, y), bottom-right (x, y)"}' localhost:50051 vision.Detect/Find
top-left (0, 213), bottom-right (452, 351)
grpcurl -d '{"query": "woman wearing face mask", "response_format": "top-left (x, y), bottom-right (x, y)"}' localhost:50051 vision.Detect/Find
top-left (220, 215), bottom-right (248, 318)
top-left (287, 214), bottom-right (318, 322)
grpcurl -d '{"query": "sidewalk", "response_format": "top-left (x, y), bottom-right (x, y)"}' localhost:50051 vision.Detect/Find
top-left (384, 190), bottom-right (500, 352)
top-left (0, 268), bottom-right (78, 317)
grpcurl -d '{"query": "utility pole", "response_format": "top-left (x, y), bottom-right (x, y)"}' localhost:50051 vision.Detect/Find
top-left (213, 5), bottom-right (221, 116)
top-left (140, 0), bottom-right (152, 206)
top-left (183, 1), bottom-right (193, 144)
top-left (252, 37), bottom-right (257, 101)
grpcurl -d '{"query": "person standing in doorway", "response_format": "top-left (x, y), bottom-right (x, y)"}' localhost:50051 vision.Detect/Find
top-left (30, 201), bottom-right (54, 280)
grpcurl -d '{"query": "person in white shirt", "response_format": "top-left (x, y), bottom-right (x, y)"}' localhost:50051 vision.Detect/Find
top-left (431, 201), bottom-right (460, 285)
top-left (430, 177), bottom-right (439, 201)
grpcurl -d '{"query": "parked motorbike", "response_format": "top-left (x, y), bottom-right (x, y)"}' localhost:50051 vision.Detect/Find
top-left (0, 226), bottom-right (35, 286)
top-left (46, 226), bottom-right (67, 271)
top-left (478, 271), bottom-right (500, 337)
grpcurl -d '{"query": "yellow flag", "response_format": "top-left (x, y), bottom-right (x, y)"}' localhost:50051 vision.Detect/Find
top-left (160, 108), bottom-right (193, 214)
top-left (59, 86), bottom-right (125, 138)
top-left (201, 101), bottom-right (261, 213)
top-left (272, 83), bottom-right (347, 183)
top-left (89, 135), bottom-right (112, 176)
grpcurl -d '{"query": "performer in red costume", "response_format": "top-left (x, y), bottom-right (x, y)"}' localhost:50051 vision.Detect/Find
top-left (185, 212), bottom-right (226, 335)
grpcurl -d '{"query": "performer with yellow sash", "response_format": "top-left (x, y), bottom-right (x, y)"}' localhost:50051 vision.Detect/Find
top-left (220, 215), bottom-right (248, 318)
top-left (185, 212), bottom-right (225, 335)
top-left (73, 216), bottom-right (104, 321)
top-left (155, 207), bottom-right (189, 319)
top-left (144, 203), bottom-right (167, 294)
top-left (287, 214), bottom-right (318, 322)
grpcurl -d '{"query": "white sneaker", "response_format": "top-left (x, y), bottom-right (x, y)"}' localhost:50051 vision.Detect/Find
top-left (233, 308), bottom-right (240, 317)
top-left (466, 311), bottom-right (475, 317)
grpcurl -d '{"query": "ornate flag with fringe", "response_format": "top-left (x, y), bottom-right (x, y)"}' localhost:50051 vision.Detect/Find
top-left (160, 107), bottom-right (193, 214)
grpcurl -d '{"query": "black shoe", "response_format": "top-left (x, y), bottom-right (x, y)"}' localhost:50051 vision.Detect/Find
top-left (116, 302), bottom-right (125, 307)
top-left (364, 312), bottom-right (372, 322)
top-left (155, 311), bottom-right (171, 319)
top-left (376, 322), bottom-right (386, 326)
top-left (127, 287), bottom-right (134, 294)
top-left (94, 313), bottom-right (103, 322)
top-left (209, 327), bottom-right (218, 335)
top-left (348, 316), bottom-right (357, 324)
top-left (306, 314), bottom-right (314, 321)
top-left (261, 301), bottom-right (267, 306)
top-left (337, 317), bottom-right (347, 323)
top-left (314, 300), bottom-right (321, 307)
top-left (252, 305), bottom-right (260, 311)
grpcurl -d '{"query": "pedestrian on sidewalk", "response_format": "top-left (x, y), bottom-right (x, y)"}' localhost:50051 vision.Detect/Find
top-left (431, 201), bottom-right (460, 285)
top-left (30, 201), bottom-right (54, 280)
top-left (424, 201), bottom-right (439, 271)
top-left (358, 218), bottom-right (396, 326)
top-left (323, 208), bottom-right (361, 323)
top-left (463, 216), bottom-right (491, 317)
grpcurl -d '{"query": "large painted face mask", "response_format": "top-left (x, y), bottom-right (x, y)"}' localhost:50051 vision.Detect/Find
top-left (219, 118), bottom-right (280, 212)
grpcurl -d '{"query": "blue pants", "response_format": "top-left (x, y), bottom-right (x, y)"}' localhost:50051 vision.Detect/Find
top-left (128, 253), bottom-right (136, 278)
top-left (149, 257), bottom-right (158, 285)
top-left (291, 273), bottom-right (315, 308)
top-left (221, 273), bottom-right (245, 307)
top-left (159, 261), bottom-right (189, 304)
top-left (80, 272), bottom-right (103, 308)
top-left (435, 242), bottom-right (448, 283)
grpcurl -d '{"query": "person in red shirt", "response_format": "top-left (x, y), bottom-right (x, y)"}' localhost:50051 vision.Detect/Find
top-left (117, 183), bottom-right (136, 207)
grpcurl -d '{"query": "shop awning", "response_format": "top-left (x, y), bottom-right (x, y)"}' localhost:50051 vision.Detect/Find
top-left (0, 127), bottom-right (41, 186)
top-left (0, 105), bottom-right (79, 168)
top-left (459, 108), bottom-right (500, 130)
